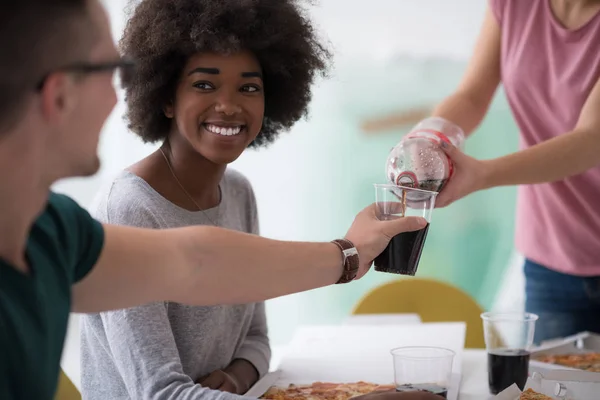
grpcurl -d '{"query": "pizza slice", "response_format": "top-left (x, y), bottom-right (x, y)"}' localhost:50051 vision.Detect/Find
top-left (535, 352), bottom-right (600, 372)
top-left (261, 382), bottom-right (395, 400)
top-left (519, 388), bottom-right (553, 400)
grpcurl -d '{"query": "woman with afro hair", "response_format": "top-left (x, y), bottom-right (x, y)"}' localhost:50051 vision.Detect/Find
top-left (80, 0), bottom-right (329, 398)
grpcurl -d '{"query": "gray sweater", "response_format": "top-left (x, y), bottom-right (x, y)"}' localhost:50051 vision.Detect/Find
top-left (80, 170), bottom-right (270, 400)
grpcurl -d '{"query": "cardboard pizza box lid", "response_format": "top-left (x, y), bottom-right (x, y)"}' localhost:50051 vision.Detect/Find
top-left (532, 332), bottom-right (600, 356)
top-left (282, 323), bottom-right (465, 374)
top-left (494, 371), bottom-right (600, 399)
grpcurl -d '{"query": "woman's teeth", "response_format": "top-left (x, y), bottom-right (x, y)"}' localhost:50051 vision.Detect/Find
top-left (205, 124), bottom-right (243, 136)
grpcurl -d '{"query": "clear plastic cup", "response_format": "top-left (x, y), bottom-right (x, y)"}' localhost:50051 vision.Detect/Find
top-left (391, 346), bottom-right (454, 398)
top-left (373, 184), bottom-right (437, 275)
top-left (481, 312), bottom-right (538, 394)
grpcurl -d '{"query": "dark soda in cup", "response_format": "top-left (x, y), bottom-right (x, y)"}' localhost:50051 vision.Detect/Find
top-left (487, 349), bottom-right (530, 394)
top-left (374, 224), bottom-right (429, 275)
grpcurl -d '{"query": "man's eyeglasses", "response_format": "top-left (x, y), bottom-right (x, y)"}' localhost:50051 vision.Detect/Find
top-left (35, 58), bottom-right (136, 91)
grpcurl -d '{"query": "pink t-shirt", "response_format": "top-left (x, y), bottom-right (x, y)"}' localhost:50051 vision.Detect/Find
top-left (490, 0), bottom-right (600, 276)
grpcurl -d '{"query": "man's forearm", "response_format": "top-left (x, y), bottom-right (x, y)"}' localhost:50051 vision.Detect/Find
top-left (73, 225), bottom-right (342, 313)
top-left (481, 127), bottom-right (600, 188)
top-left (432, 91), bottom-right (493, 137)
top-left (173, 226), bottom-right (342, 306)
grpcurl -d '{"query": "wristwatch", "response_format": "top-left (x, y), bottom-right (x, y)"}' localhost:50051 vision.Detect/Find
top-left (331, 239), bottom-right (360, 284)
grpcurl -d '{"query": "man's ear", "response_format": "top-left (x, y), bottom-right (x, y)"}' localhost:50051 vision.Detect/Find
top-left (40, 73), bottom-right (77, 123)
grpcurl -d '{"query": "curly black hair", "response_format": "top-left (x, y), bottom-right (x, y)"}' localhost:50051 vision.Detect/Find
top-left (120, 0), bottom-right (331, 147)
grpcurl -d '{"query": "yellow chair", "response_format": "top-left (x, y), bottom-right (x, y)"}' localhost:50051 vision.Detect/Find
top-left (352, 278), bottom-right (485, 349)
top-left (54, 369), bottom-right (80, 400)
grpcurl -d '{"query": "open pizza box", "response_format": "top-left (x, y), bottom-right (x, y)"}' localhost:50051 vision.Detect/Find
top-left (245, 323), bottom-right (466, 400)
top-left (494, 370), bottom-right (600, 399)
top-left (529, 331), bottom-right (600, 378)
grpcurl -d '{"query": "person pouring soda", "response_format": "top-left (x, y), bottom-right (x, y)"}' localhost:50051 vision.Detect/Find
top-left (363, 0), bottom-right (600, 344)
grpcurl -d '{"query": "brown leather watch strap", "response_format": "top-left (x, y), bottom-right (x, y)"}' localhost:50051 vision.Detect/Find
top-left (331, 238), bottom-right (359, 284)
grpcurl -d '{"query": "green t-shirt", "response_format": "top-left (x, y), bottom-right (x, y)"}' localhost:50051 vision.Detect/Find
top-left (0, 192), bottom-right (104, 399)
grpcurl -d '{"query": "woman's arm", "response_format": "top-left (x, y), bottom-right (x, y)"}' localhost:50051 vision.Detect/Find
top-left (434, 76), bottom-right (600, 207)
top-left (481, 76), bottom-right (600, 187)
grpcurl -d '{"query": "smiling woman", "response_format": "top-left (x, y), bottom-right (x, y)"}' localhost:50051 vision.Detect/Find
top-left (78, 0), bottom-right (330, 399)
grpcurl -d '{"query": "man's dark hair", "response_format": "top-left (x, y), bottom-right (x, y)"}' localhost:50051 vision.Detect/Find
top-left (120, 0), bottom-right (331, 148)
top-left (0, 0), bottom-right (96, 133)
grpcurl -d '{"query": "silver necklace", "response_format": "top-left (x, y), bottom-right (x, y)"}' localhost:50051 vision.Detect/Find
top-left (159, 146), bottom-right (219, 226)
